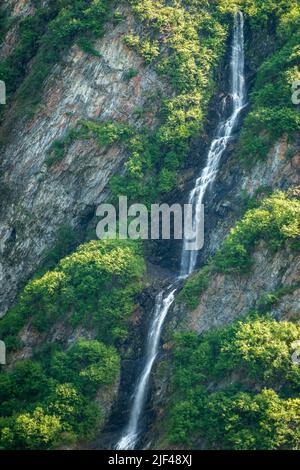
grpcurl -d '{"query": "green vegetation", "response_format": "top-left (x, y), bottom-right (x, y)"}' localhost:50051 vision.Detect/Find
top-left (42, 0), bottom-right (300, 200)
top-left (125, 68), bottom-right (139, 80)
top-left (214, 191), bottom-right (300, 273)
top-left (255, 282), bottom-right (300, 314)
top-left (0, 339), bottom-right (119, 449)
top-left (78, 37), bottom-right (102, 57)
top-left (0, 239), bottom-right (145, 349)
top-left (109, 0), bottom-right (228, 204)
top-left (166, 188), bottom-right (300, 450)
top-left (0, 7), bottom-right (10, 45)
top-left (4, 0), bottom-right (297, 198)
top-left (177, 267), bottom-right (210, 310)
top-left (0, 238), bottom-right (145, 448)
top-left (176, 191), bottom-right (299, 310)
top-left (113, 0), bottom-right (300, 200)
top-left (237, 1), bottom-right (300, 164)
top-left (36, 225), bottom-right (82, 274)
top-left (167, 314), bottom-right (300, 449)
top-left (46, 120), bottom-right (133, 167)
top-left (0, 0), bottom-right (111, 119)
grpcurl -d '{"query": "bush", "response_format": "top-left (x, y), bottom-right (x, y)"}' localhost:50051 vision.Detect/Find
top-left (14, 407), bottom-right (62, 450)
top-left (0, 239), bottom-right (146, 345)
top-left (177, 267), bottom-right (210, 310)
top-left (125, 68), bottom-right (139, 80)
top-left (214, 192), bottom-right (300, 273)
top-left (197, 389), bottom-right (300, 450)
top-left (167, 315), bottom-right (300, 449)
top-left (0, 339), bottom-right (117, 449)
top-left (49, 340), bottom-right (120, 397)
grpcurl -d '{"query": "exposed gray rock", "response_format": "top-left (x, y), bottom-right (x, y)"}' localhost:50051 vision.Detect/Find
top-left (199, 136), bottom-right (300, 262)
top-left (0, 7), bottom-right (168, 317)
top-left (188, 244), bottom-right (300, 333)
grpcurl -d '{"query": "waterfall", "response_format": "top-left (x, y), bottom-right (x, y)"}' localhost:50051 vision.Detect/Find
top-left (115, 11), bottom-right (246, 451)
top-left (116, 288), bottom-right (176, 450)
top-left (180, 10), bottom-right (246, 277)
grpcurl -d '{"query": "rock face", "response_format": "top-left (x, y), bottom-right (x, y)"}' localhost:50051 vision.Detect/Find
top-left (197, 136), bottom-right (300, 263)
top-left (188, 244), bottom-right (300, 333)
top-left (183, 136), bottom-right (300, 331)
top-left (0, 7), bottom-right (168, 317)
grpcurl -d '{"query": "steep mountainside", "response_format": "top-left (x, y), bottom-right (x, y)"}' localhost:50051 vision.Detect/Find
top-left (0, 2), bottom-right (169, 318)
top-left (0, 0), bottom-right (299, 451)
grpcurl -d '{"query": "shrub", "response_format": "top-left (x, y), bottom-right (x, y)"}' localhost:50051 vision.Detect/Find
top-left (0, 339), bottom-right (117, 449)
top-left (197, 389), bottom-right (300, 450)
top-left (214, 192), bottom-right (300, 273)
top-left (14, 407), bottom-right (62, 450)
top-left (0, 239), bottom-right (145, 345)
top-left (177, 267), bottom-right (210, 310)
top-left (167, 315), bottom-right (300, 449)
top-left (125, 68), bottom-right (139, 80)
top-left (49, 339), bottom-right (120, 397)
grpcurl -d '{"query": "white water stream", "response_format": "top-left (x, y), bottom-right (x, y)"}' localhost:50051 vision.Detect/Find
top-left (116, 11), bottom-right (246, 450)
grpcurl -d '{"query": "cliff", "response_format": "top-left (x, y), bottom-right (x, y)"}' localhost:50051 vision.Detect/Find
top-left (0, 2), bottom-right (168, 318)
top-left (0, 0), bottom-right (299, 451)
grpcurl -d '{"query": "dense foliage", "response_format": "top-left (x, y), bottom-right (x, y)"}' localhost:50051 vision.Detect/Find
top-left (177, 267), bottom-right (210, 310)
top-left (0, 239), bottom-right (145, 449)
top-left (236, 0), bottom-right (300, 164)
top-left (167, 314), bottom-right (300, 449)
top-left (0, 339), bottom-right (119, 449)
top-left (109, 0), bottom-right (228, 203)
top-left (0, 239), bottom-right (145, 350)
top-left (214, 191), bottom-right (300, 273)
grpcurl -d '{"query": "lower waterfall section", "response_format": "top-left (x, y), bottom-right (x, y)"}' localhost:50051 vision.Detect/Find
top-left (116, 288), bottom-right (176, 450)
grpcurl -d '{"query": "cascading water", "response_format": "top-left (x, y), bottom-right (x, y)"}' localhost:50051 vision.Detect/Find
top-left (115, 11), bottom-right (246, 450)
top-left (180, 11), bottom-right (246, 277)
top-left (116, 288), bottom-right (176, 450)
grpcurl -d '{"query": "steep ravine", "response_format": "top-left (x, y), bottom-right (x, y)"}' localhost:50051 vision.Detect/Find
top-left (131, 21), bottom-right (300, 451)
top-left (0, 1), bottom-right (299, 451)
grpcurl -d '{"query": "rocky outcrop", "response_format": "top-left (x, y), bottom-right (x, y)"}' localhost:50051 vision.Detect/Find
top-left (0, 0), bottom-right (36, 60)
top-left (197, 136), bottom-right (300, 264)
top-left (0, 6), bottom-right (169, 317)
top-left (188, 244), bottom-right (299, 333)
